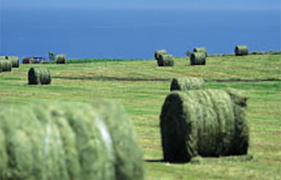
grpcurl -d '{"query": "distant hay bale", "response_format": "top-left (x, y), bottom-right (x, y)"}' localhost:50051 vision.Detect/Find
top-left (249, 51), bottom-right (264, 55)
top-left (235, 45), bottom-right (248, 56)
top-left (160, 89), bottom-right (249, 163)
top-left (40, 60), bottom-right (49, 64)
top-left (157, 54), bottom-right (174, 67)
top-left (28, 67), bottom-right (51, 85)
top-left (6, 56), bottom-right (19, 68)
top-left (22, 57), bottom-right (35, 64)
top-left (190, 52), bottom-right (206, 65)
top-left (0, 101), bottom-right (143, 180)
top-left (154, 50), bottom-right (167, 60)
top-left (170, 77), bottom-right (205, 91)
top-left (0, 60), bottom-right (12, 72)
top-left (265, 50), bottom-right (281, 55)
top-left (193, 47), bottom-right (207, 57)
top-left (55, 54), bottom-right (66, 64)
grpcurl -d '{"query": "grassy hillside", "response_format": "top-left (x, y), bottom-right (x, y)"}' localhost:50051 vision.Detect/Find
top-left (0, 54), bottom-right (280, 180)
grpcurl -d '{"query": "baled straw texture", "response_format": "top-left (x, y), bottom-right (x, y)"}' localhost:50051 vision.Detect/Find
top-left (157, 54), bottom-right (174, 67)
top-left (0, 101), bottom-right (143, 180)
top-left (0, 56), bottom-right (8, 60)
top-left (235, 45), bottom-right (248, 56)
top-left (28, 67), bottom-right (51, 85)
top-left (155, 50), bottom-right (167, 60)
top-left (190, 52), bottom-right (206, 65)
top-left (55, 54), bottom-right (66, 64)
top-left (170, 77), bottom-right (205, 92)
top-left (193, 47), bottom-right (207, 57)
top-left (160, 89), bottom-right (249, 163)
top-left (0, 60), bottom-right (12, 72)
top-left (7, 56), bottom-right (19, 68)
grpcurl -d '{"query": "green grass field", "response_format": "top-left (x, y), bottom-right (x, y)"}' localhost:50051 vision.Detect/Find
top-left (0, 54), bottom-right (280, 180)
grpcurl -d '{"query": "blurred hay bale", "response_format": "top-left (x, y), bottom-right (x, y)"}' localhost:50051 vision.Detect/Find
top-left (193, 47), bottom-right (207, 57)
top-left (0, 60), bottom-right (12, 72)
top-left (55, 54), bottom-right (66, 64)
top-left (91, 101), bottom-right (144, 180)
top-left (235, 45), bottom-right (248, 56)
top-left (190, 52), bottom-right (206, 65)
top-left (154, 50), bottom-right (167, 60)
top-left (249, 51), bottom-right (264, 55)
top-left (157, 54), bottom-right (174, 67)
top-left (40, 60), bottom-right (49, 64)
top-left (0, 56), bottom-right (8, 60)
top-left (28, 67), bottom-right (51, 85)
top-left (160, 89), bottom-right (249, 163)
top-left (264, 50), bottom-right (281, 55)
top-left (6, 56), bottom-right (19, 68)
top-left (0, 101), bottom-right (143, 180)
top-left (22, 57), bottom-right (35, 64)
top-left (170, 77), bottom-right (205, 91)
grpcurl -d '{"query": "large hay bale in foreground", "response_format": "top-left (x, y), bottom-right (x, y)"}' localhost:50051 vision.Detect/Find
top-left (28, 67), bottom-right (51, 85)
top-left (7, 56), bottom-right (19, 68)
top-left (55, 54), bottom-right (66, 64)
top-left (22, 57), bottom-right (35, 64)
top-left (0, 101), bottom-right (143, 180)
top-left (160, 89), bottom-right (249, 163)
top-left (190, 52), bottom-right (206, 65)
top-left (155, 50), bottom-right (167, 60)
top-left (235, 45), bottom-right (248, 56)
top-left (0, 60), bottom-right (12, 72)
top-left (193, 47), bottom-right (207, 57)
top-left (170, 77), bottom-right (205, 91)
top-left (157, 54), bottom-right (174, 67)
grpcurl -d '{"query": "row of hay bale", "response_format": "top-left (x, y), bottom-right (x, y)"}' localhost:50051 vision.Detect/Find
top-left (155, 48), bottom-right (207, 66)
top-left (0, 56), bottom-right (52, 85)
top-left (154, 45), bottom-right (249, 67)
top-left (159, 77), bottom-right (249, 162)
top-left (154, 50), bottom-right (174, 67)
top-left (207, 48), bottom-right (280, 57)
top-left (0, 56), bottom-right (20, 72)
top-left (0, 101), bottom-right (144, 180)
top-left (22, 54), bottom-right (67, 64)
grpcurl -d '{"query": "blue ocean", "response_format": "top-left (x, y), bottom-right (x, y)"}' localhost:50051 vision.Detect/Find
top-left (0, 8), bottom-right (280, 59)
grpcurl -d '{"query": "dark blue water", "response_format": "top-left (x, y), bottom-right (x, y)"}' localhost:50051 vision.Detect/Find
top-left (0, 8), bottom-right (280, 59)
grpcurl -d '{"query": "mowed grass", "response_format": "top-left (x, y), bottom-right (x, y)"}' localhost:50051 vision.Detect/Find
top-left (0, 54), bottom-right (280, 180)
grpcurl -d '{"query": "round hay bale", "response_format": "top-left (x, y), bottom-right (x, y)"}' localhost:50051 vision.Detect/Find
top-left (7, 56), bottom-right (19, 68)
top-left (160, 89), bottom-right (249, 163)
top-left (28, 67), bottom-right (51, 85)
top-left (55, 54), bottom-right (66, 64)
top-left (0, 60), bottom-right (12, 72)
top-left (170, 77), bottom-right (205, 92)
top-left (22, 58), bottom-right (29, 64)
top-left (0, 101), bottom-right (143, 180)
top-left (154, 50), bottom-right (167, 60)
top-left (235, 45), bottom-right (248, 56)
top-left (157, 54), bottom-right (174, 67)
top-left (193, 47), bottom-right (207, 57)
top-left (22, 57), bottom-right (35, 64)
top-left (91, 101), bottom-right (144, 180)
top-left (190, 52), bottom-right (206, 65)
